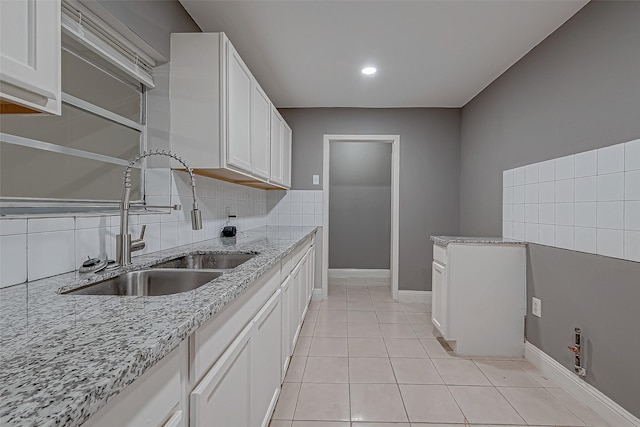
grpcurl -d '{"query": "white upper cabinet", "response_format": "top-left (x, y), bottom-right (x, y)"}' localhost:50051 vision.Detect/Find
top-left (282, 121), bottom-right (292, 188)
top-left (0, 0), bottom-right (61, 114)
top-left (226, 43), bottom-right (253, 173)
top-left (251, 81), bottom-right (271, 180)
top-left (269, 106), bottom-right (284, 185)
top-left (170, 32), bottom-right (291, 189)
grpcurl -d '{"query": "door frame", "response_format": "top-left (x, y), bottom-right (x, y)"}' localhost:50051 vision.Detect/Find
top-left (322, 134), bottom-right (400, 300)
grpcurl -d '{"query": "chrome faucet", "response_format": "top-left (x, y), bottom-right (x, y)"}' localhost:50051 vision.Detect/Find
top-left (117, 149), bottom-right (203, 266)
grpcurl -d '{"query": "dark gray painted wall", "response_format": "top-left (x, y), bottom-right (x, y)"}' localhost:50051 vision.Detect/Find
top-left (279, 108), bottom-right (461, 291)
top-left (98, 0), bottom-right (200, 60)
top-left (329, 142), bottom-right (392, 269)
top-left (460, 1), bottom-right (640, 417)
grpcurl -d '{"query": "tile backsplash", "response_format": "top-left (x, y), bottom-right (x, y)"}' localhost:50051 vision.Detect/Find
top-left (0, 171), bottom-right (269, 288)
top-left (503, 138), bottom-right (640, 262)
top-left (267, 190), bottom-right (324, 227)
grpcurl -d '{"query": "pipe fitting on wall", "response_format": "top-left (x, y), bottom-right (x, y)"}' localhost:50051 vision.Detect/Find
top-left (568, 327), bottom-right (586, 377)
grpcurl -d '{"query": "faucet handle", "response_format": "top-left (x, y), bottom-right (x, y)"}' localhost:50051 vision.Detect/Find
top-left (138, 225), bottom-right (146, 241)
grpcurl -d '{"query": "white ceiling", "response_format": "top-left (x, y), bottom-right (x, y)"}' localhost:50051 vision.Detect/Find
top-left (179, 0), bottom-right (588, 108)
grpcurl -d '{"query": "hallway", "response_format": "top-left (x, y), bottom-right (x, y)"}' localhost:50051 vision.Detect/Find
top-left (269, 279), bottom-right (609, 426)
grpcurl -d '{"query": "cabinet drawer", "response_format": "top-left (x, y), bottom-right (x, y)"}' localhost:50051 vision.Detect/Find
top-left (433, 243), bottom-right (447, 265)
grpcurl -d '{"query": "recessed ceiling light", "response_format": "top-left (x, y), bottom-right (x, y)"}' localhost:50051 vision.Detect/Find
top-left (361, 66), bottom-right (377, 75)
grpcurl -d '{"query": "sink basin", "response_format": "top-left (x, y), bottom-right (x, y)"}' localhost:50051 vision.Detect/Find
top-left (63, 269), bottom-right (223, 296)
top-left (152, 253), bottom-right (256, 270)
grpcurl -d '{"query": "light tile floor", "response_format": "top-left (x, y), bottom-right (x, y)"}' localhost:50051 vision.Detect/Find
top-left (270, 280), bottom-right (610, 427)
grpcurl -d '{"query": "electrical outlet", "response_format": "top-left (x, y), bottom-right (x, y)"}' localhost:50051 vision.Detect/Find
top-left (532, 297), bottom-right (542, 318)
top-left (313, 175), bottom-right (319, 185)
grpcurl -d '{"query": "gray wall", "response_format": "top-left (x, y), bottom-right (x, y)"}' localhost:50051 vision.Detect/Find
top-left (98, 0), bottom-right (200, 60)
top-left (460, 1), bottom-right (640, 417)
top-left (279, 108), bottom-right (461, 291)
top-left (329, 142), bottom-right (392, 269)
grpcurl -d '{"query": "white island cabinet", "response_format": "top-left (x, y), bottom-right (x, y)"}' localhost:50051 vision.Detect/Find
top-left (170, 32), bottom-right (291, 189)
top-left (431, 238), bottom-right (526, 357)
top-left (0, 0), bottom-right (61, 114)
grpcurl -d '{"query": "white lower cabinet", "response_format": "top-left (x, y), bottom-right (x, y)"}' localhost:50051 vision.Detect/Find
top-left (251, 289), bottom-right (283, 427)
top-left (190, 323), bottom-right (253, 427)
top-left (431, 260), bottom-right (447, 337)
top-left (81, 234), bottom-right (316, 427)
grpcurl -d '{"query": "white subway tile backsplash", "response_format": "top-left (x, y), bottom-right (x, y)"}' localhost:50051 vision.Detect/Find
top-left (554, 179), bottom-right (574, 203)
top-left (290, 202), bottom-right (303, 215)
top-left (525, 164), bottom-right (538, 184)
top-left (145, 168), bottom-right (171, 196)
top-left (555, 203), bottom-right (574, 226)
top-left (28, 217), bottom-right (75, 233)
top-left (574, 227), bottom-right (596, 254)
top-left (513, 186), bottom-right (525, 204)
top-left (315, 214), bottom-right (323, 226)
top-left (525, 204), bottom-right (538, 223)
top-left (555, 226), bottom-right (574, 250)
top-left (302, 203), bottom-right (314, 216)
top-left (303, 215), bottom-right (315, 227)
top-left (0, 219), bottom-right (27, 236)
top-left (574, 150), bottom-right (598, 178)
top-left (315, 190), bottom-right (324, 203)
top-left (624, 231), bottom-right (640, 262)
top-left (160, 222), bottom-right (179, 250)
top-left (598, 144), bottom-right (625, 174)
top-left (503, 169), bottom-right (513, 188)
top-left (278, 214), bottom-right (291, 226)
top-left (503, 204), bottom-right (513, 222)
top-left (626, 139), bottom-right (640, 171)
top-left (597, 201), bottom-right (624, 230)
top-left (513, 167), bottom-right (525, 186)
top-left (596, 173), bottom-right (624, 201)
top-left (525, 223), bottom-right (538, 243)
top-left (525, 184), bottom-right (538, 204)
top-left (314, 203), bottom-right (323, 215)
top-left (290, 215), bottom-right (303, 226)
top-left (503, 187), bottom-right (513, 205)
top-left (538, 224), bottom-right (555, 246)
top-left (0, 234), bottom-right (27, 288)
top-left (28, 231), bottom-right (75, 281)
top-left (624, 201), bottom-right (640, 231)
top-left (503, 221), bottom-right (513, 238)
top-left (538, 182), bottom-right (554, 203)
top-left (575, 176), bottom-right (597, 202)
top-left (574, 202), bottom-right (596, 228)
top-left (625, 170), bottom-right (640, 200)
top-left (512, 204), bottom-right (525, 222)
top-left (512, 222), bottom-right (525, 240)
top-left (141, 223), bottom-right (162, 254)
top-left (597, 229), bottom-right (623, 258)
top-left (290, 191), bottom-right (303, 203)
top-left (74, 227), bottom-right (110, 268)
top-left (538, 160), bottom-right (555, 183)
top-left (555, 155), bottom-right (575, 180)
top-left (539, 203), bottom-right (555, 225)
top-left (303, 191), bottom-right (316, 204)
top-left (503, 138), bottom-right (638, 262)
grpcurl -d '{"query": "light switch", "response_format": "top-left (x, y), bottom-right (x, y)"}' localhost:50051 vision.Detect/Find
top-left (532, 297), bottom-right (542, 318)
top-left (313, 175), bottom-right (319, 185)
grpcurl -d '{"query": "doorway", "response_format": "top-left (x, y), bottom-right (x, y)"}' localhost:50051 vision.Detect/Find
top-left (322, 134), bottom-right (400, 300)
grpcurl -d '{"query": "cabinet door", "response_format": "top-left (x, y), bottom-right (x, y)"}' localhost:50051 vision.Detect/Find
top-left (280, 275), bottom-right (292, 381)
top-left (190, 323), bottom-right (252, 427)
top-left (251, 81), bottom-right (271, 180)
top-left (289, 264), bottom-right (302, 349)
top-left (431, 261), bottom-right (447, 337)
top-left (270, 107), bottom-right (283, 185)
top-left (0, 0), bottom-right (61, 114)
top-left (225, 42), bottom-right (253, 173)
top-left (282, 122), bottom-right (292, 188)
top-left (251, 289), bottom-right (282, 427)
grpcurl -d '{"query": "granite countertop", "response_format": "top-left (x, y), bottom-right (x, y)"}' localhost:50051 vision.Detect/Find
top-left (431, 235), bottom-right (527, 246)
top-left (0, 226), bottom-right (317, 427)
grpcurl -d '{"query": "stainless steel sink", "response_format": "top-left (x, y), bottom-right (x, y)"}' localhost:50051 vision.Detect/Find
top-left (152, 253), bottom-right (256, 270)
top-left (63, 269), bottom-right (223, 296)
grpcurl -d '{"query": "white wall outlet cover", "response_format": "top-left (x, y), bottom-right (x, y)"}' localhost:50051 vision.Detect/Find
top-left (313, 175), bottom-right (320, 185)
top-left (532, 297), bottom-right (542, 317)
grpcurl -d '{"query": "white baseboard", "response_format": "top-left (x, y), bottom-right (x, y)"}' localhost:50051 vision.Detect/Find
top-left (396, 290), bottom-right (432, 304)
top-left (328, 268), bottom-right (391, 279)
top-left (525, 341), bottom-right (639, 427)
top-left (312, 289), bottom-right (323, 300)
